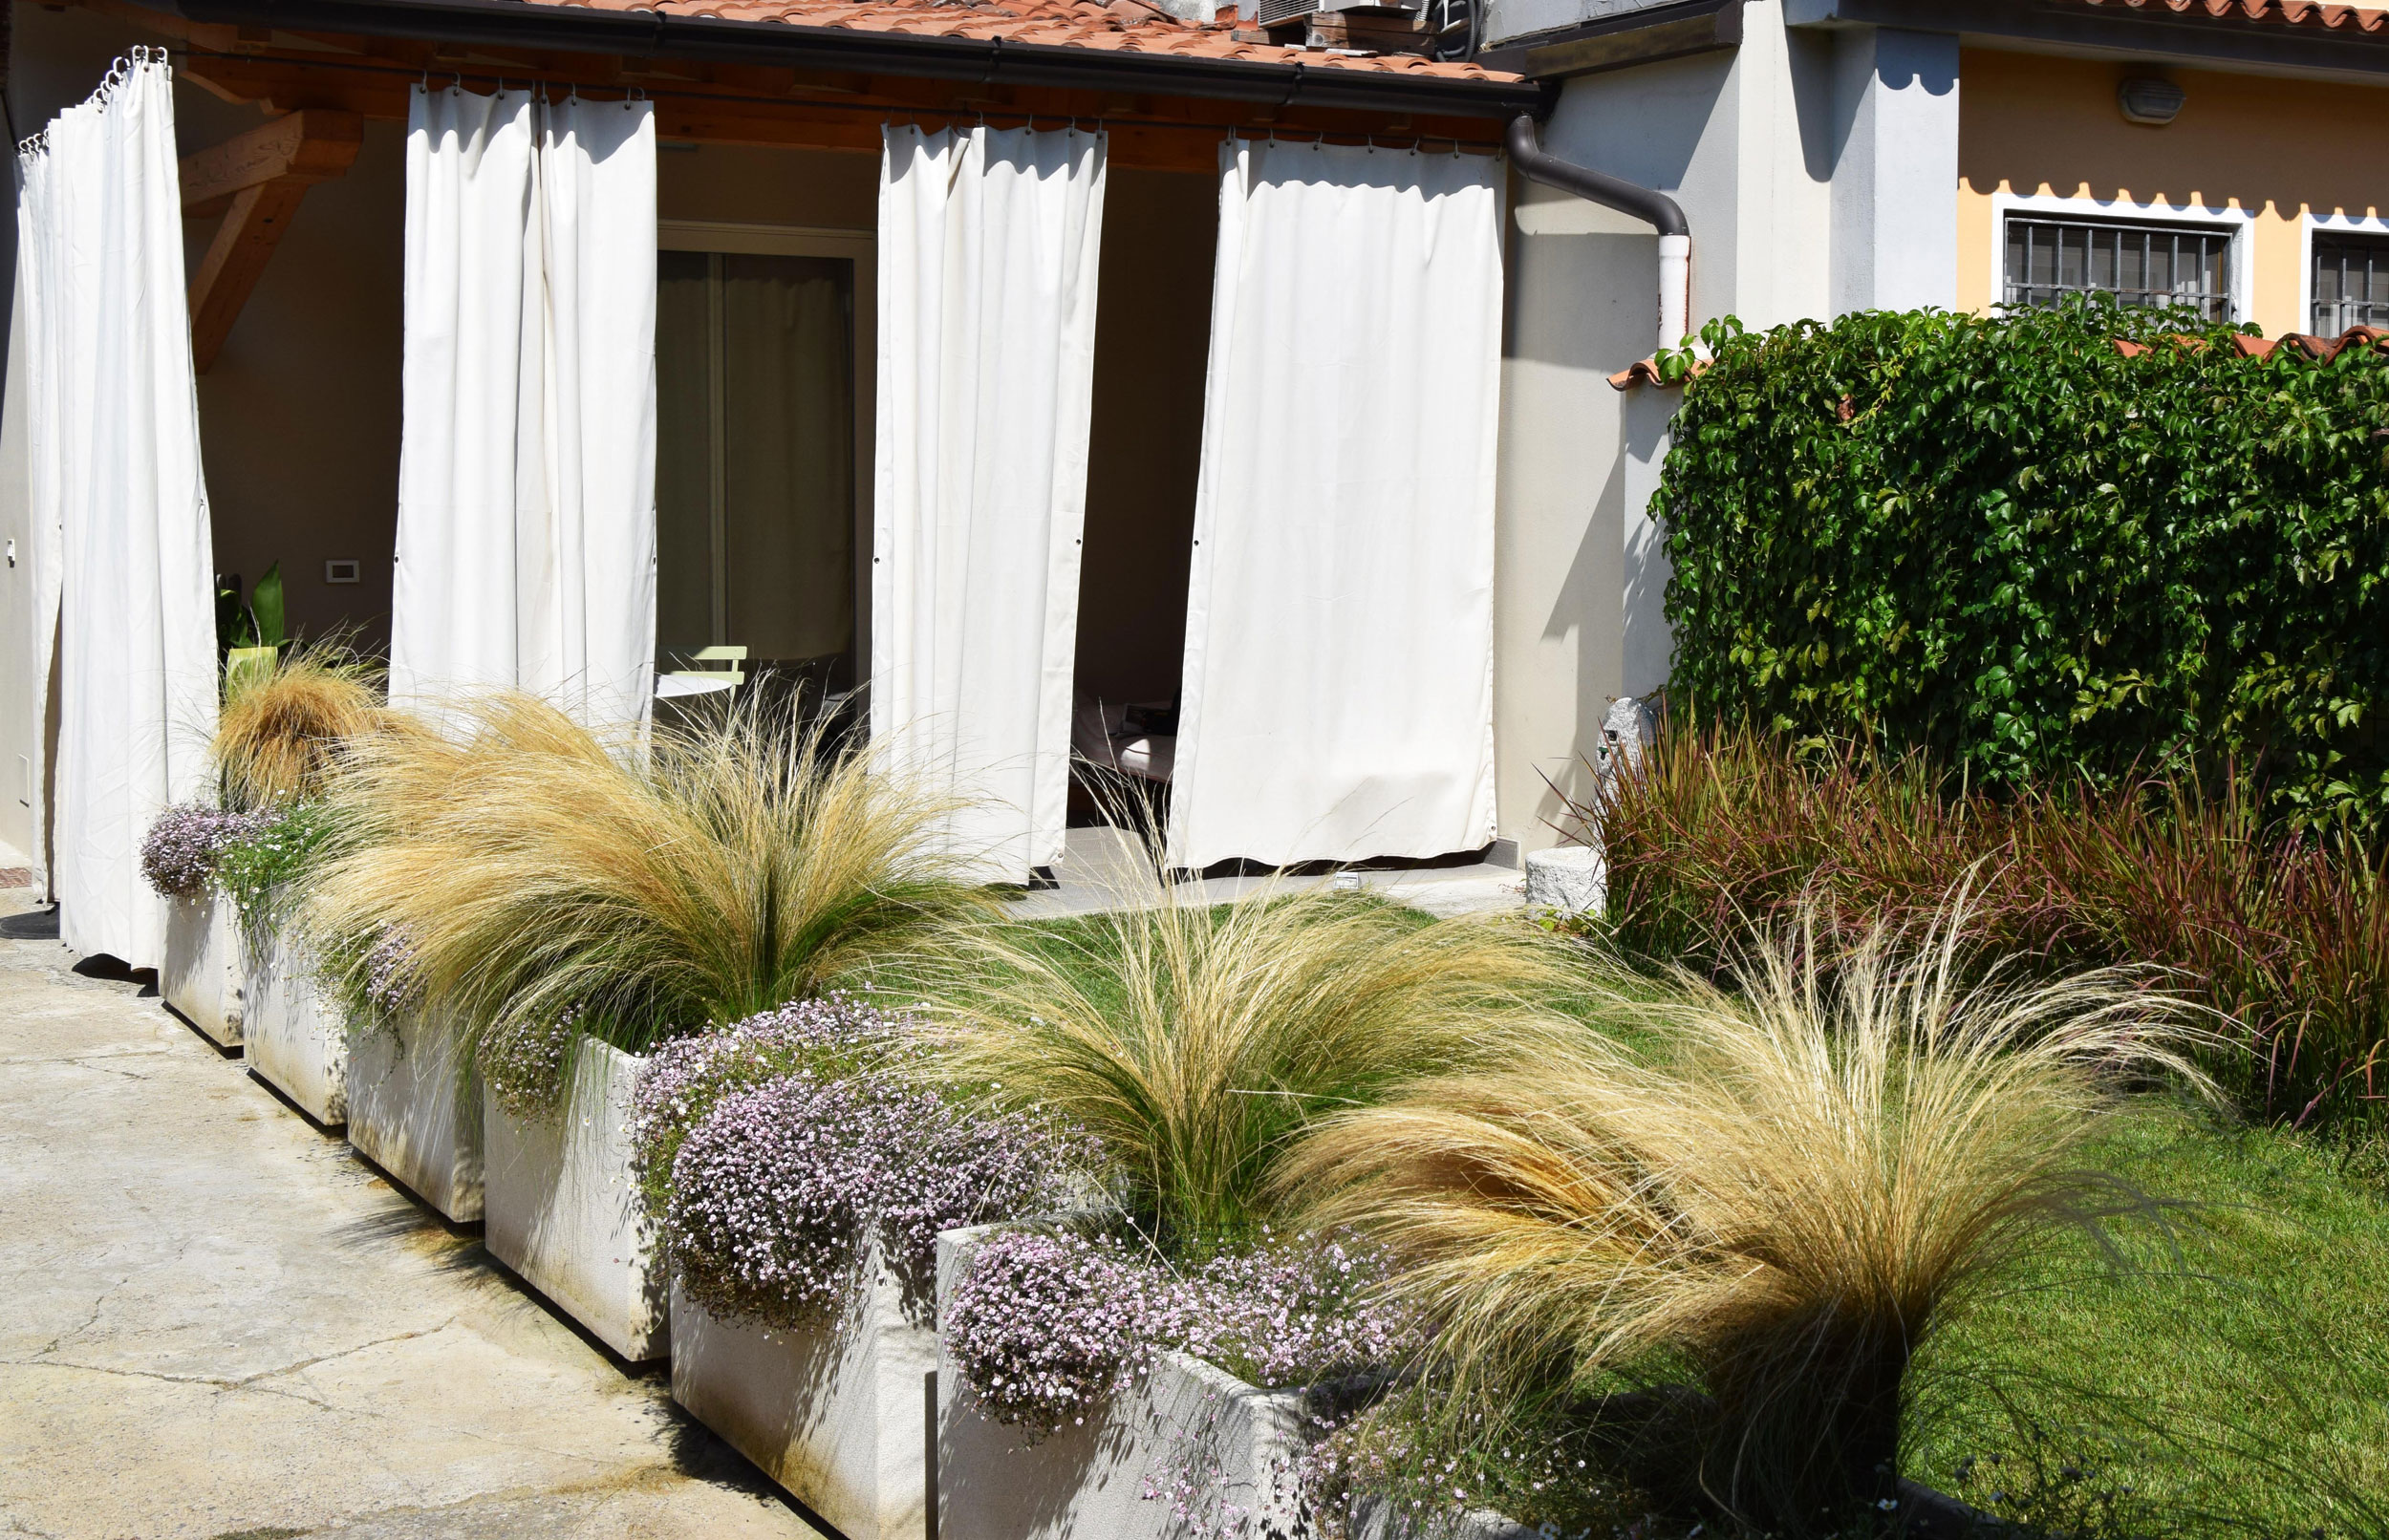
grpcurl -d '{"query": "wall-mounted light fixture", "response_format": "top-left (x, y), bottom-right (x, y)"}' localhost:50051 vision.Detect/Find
top-left (2119, 76), bottom-right (2186, 125)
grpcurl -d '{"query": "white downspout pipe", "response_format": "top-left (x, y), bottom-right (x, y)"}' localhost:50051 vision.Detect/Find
top-left (1657, 232), bottom-right (1690, 353)
top-left (1506, 115), bottom-right (1691, 353)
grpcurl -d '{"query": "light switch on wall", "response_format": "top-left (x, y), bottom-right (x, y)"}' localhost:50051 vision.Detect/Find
top-left (324, 559), bottom-right (361, 585)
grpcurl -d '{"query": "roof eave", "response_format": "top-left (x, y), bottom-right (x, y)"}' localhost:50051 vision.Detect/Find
top-left (169, 0), bottom-right (1552, 115)
top-left (1787, 0), bottom-right (2389, 78)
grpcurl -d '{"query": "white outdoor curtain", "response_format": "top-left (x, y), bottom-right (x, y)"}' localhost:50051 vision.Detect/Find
top-left (391, 85), bottom-right (657, 727)
top-left (17, 50), bottom-right (221, 966)
top-left (1166, 139), bottom-right (1504, 871)
top-left (871, 123), bottom-right (1106, 885)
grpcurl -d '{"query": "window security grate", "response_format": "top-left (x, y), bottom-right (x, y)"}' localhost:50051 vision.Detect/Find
top-left (2312, 233), bottom-right (2389, 335)
top-left (2002, 215), bottom-right (2233, 321)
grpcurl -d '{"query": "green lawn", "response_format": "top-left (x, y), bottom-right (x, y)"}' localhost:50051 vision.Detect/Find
top-left (1909, 1103), bottom-right (2389, 1538)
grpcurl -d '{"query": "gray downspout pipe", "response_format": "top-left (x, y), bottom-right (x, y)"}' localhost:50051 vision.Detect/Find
top-left (1506, 114), bottom-right (1690, 352)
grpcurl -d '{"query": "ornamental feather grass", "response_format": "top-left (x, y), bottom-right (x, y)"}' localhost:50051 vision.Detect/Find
top-left (305, 692), bottom-right (1000, 1098)
top-left (925, 861), bottom-right (1597, 1246)
top-left (1277, 901), bottom-right (2219, 1533)
top-left (1587, 718), bottom-right (2389, 1125)
top-left (212, 642), bottom-right (388, 809)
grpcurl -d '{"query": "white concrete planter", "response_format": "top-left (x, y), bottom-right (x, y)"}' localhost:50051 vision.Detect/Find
top-left (243, 922), bottom-right (348, 1127)
top-left (160, 889), bottom-right (244, 1047)
top-left (346, 1006), bottom-right (484, 1223)
top-left (934, 1224), bottom-right (1310, 1540)
top-left (670, 1246), bottom-right (936, 1540)
top-left (484, 1038), bottom-right (667, 1362)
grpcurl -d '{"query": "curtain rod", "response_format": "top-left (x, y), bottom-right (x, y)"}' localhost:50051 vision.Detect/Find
top-left (175, 47), bottom-right (1508, 148)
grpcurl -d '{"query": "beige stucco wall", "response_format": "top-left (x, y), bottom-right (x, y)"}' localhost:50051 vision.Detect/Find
top-left (1957, 48), bottom-right (2389, 337)
top-left (658, 141), bottom-right (879, 228)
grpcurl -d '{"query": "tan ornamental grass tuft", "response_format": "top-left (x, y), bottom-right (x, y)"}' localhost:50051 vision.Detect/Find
top-left (212, 642), bottom-right (387, 809)
top-left (924, 855), bottom-right (1602, 1246)
top-left (1277, 898), bottom-right (2219, 1532)
top-left (306, 691), bottom-right (1001, 1093)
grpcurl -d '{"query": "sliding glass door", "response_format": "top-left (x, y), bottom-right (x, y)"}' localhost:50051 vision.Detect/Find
top-left (656, 244), bottom-right (861, 703)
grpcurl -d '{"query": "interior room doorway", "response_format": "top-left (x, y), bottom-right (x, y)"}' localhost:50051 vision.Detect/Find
top-left (655, 221), bottom-right (875, 723)
top-left (1067, 168), bottom-right (1217, 836)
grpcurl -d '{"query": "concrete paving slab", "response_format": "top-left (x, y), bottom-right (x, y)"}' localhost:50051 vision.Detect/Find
top-left (0, 888), bottom-right (827, 1540)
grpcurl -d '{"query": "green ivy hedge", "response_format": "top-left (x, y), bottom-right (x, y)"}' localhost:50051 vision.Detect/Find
top-left (1656, 301), bottom-right (2389, 831)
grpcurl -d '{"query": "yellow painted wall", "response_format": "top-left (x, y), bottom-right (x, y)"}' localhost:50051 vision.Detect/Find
top-left (1958, 48), bottom-right (2389, 337)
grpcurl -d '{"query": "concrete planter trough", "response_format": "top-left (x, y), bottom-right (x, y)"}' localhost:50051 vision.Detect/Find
top-left (346, 1005), bottom-right (484, 1223)
top-left (934, 1223), bottom-right (1311, 1540)
top-left (243, 923), bottom-right (348, 1127)
top-left (484, 1038), bottom-right (667, 1362)
top-left (160, 889), bottom-right (244, 1048)
top-left (670, 1243), bottom-right (937, 1540)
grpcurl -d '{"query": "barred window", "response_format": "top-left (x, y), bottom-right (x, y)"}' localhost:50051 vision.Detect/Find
top-left (2312, 232), bottom-right (2389, 336)
top-left (2002, 215), bottom-right (2234, 321)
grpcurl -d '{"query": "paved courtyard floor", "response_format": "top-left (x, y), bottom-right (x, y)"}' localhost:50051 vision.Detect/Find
top-left (0, 885), bottom-right (826, 1540)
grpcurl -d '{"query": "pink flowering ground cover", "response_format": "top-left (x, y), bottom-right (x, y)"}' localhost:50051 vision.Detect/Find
top-left (636, 994), bottom-right (1095, 1325)
top-left (140, 804), bottom-right (271, 898)
top-left (943, 1225), bottom-right (1423, 1437)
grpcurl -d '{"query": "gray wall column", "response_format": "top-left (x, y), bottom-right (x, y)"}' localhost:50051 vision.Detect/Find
top-left (1829, 25), bottom-right (1960, 314)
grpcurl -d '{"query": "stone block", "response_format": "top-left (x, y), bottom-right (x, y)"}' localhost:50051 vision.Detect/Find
top-left (161, 890), bottom-right (244, 1048)
top-left (347, 1005), bottom-right (484, 1223)
top-left (1524, 843), bottom-right (1606, 916)
top-left (484, 1039), bottom-right (666, 1362)
top-left (244, 925), bottom-right (348, 1126)
top-left (670, 1246), bottom-right (936, 1540)
top-left (934, 1223), bottom-right (1308, 1540)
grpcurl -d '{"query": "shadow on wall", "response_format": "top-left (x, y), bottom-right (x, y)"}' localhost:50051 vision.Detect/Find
top-left (1507, 217), bottom-right (1668, 832)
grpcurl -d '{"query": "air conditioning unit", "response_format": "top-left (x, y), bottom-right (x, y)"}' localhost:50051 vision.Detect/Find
top-left (1252, 0), bottom-right (1419, 28)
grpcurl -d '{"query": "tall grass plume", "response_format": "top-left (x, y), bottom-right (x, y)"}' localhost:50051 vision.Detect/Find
top-left (923, 843), bottom-right (1597, 1245)
top-left (212, 640), bottom-right (387, 809)
top-left (1281, 902), bottom-right (2217, 1533)
top-left (306, 692), bottom-right (999, 1103)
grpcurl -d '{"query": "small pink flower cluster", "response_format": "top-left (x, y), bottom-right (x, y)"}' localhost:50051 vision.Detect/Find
top-left (361, 929), bottom-right (422, 1016)
top-left (665, 1070), bottom-right (896, 1323)
top-left (1176, 1234), bottom-right (1422, 1391)
top-left (647, 995), bottom-right (1094, 1328)
top-left (942, 1230), bottom-right (1171, 1433)
top-left (944, 1229), bottom-right (1423, 1438)
top-left (140, 804), bottom-right (269, 898)
top-left (478, 1006), bottom-right (586, 1118)
top-left (633, 993), bottom-right (911, 1185)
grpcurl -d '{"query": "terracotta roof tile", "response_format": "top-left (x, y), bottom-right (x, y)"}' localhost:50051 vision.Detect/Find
top-left (2044, 0), bottom-right (2389, 36)
top-left (509, 0), bottom-right (1526, 78)
top-left (2114, 325), bottom-right (2389, 359)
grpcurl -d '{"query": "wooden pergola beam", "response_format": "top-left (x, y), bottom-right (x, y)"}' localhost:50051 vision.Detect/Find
top-left (173, 47), bottom-right (1510, 170)
top-left (183, 110), bottom-right (362, 374)
top-left (182, 108), bottom-right (362, 217)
